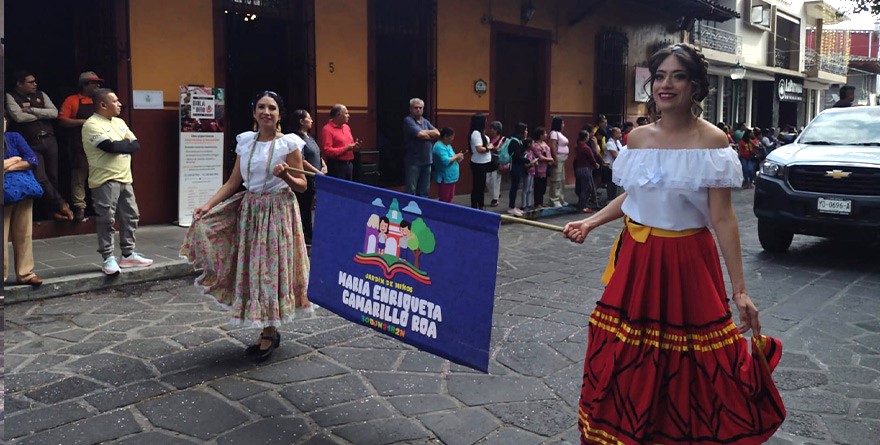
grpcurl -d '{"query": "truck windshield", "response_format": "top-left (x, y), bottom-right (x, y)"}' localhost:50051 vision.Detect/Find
top-left (799, 108), bottom-right (880, 146)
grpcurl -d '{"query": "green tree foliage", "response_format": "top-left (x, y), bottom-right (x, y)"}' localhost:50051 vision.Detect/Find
top-left (410, 218), bottom-right (435, 270)
top-left (849, 0), bottom-right (879, 17)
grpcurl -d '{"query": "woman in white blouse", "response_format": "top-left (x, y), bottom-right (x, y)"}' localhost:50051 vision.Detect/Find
top-left (468, 113), bottom-right (492, 209)
top-left (547, 115), bottom-right (569, 207)
top-left (181, 91), bottom-right (313, 362)
top-left (563, 43), bottom-right (785, 444)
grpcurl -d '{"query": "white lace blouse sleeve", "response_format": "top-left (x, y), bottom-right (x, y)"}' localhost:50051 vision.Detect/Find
top-left (280, 133), bottom-right (306, 155)
top-left (234, 131), bottom-right (257, 156)
top-left (613, 148), bottom-right (743, 190)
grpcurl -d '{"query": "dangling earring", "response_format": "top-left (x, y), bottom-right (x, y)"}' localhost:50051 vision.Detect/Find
top-left (690, 95), bottom-right (702, 117)
top-left (276, 120), bottom-right (282, 132)
top-left (252, 120), bottom-right (258, 131)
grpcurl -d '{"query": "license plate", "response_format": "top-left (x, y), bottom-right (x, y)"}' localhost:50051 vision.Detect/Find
top-left (817, 197), bottom-right (852, 215)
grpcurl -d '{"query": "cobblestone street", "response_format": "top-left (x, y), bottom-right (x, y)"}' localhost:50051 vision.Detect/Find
top-left (4, 190), bottom-right (880, 444)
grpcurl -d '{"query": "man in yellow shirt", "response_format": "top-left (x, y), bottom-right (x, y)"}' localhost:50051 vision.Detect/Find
top-left (82, 88), bottom-right (153, 275)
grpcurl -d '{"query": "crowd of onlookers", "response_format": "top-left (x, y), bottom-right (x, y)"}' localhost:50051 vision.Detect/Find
top-left (5, 69), bottom-right (153, 286)
top-left (716, 121), bottom-right (798, 189)
top-left (429, 113), bottom-right (649, 216)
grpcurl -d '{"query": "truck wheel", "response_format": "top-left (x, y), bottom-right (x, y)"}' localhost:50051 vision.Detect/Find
top-left (758, 219), bottom-right (794, 253)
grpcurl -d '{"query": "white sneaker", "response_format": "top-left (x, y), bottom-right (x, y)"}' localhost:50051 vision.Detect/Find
top-left (507, 208), bottom-right (524, 216)
top-left (103, 256), bottom-right (121, 275)
top-left (119, 252), bottom-right (154, 268)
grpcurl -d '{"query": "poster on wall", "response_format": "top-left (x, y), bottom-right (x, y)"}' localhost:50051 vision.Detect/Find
top-left (178, 86), bottom-right (226, 227)
top-left (634, 66), bottom-right (651, 103)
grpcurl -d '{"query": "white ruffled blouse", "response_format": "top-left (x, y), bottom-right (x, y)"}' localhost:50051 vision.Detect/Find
top-left (235, 131), bottom-right (305, 193)
top-left (612, 148), bottom-right (743, 230)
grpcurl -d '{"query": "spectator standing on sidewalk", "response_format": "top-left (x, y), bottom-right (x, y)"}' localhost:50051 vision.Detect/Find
top-left (506, 122), bottom-right (531, 216)
top-left (737, 129), bottom-right (759, 188)
top-left (547, 115), bottom-right (570, 207)
top-left (58, 71), bottom-right (105, 222)
top-left (403, 97), bottom-right (440, 197)
top-left (620, 121), bottom-right (634, 146)
top-left (291, 109), bottom-right (326, 245)
top-left (530, 127), bottom-right (554, 209)
top-left (5, 69), bottom-right (73, 221)
top-left (485, 121), bottom-right (505, 207)
top-left (431, 127), bottom-right (463, 203)
top-left (573, 128), bottom-right (600, 213)
top-left (182, 91), bottom-right (313, 363)
top-left (563, 42), bottom-right (784, 445)
top-left (321, 104), bottom-right (360, 180)
top-left (603, 127), bottom-right (622, 200)
top-left (4, 116), bottom-right (44, 286)
top-left (82, 88), bottom-right (154, 275)
top-left (468, 113), bottom-right (492, 209)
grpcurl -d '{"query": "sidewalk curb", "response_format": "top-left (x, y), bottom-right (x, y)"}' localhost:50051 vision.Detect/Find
top-left (4, 261), bottom-right (196, 304)
top-left (3, 205), bottom-right (582, 304)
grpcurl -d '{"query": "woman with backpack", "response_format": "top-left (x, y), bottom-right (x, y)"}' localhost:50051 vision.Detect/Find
top-left (737, 129), bottom-right (759, 188)
top-left (504, 122), bottom-right (532, 216)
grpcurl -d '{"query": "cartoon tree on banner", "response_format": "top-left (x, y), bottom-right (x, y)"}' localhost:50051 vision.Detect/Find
top-left (409, 218), bottom-right (435, 270)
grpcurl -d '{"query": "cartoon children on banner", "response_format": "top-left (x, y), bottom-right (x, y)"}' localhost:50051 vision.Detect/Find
top-left (357, 197), bottom-right (435, 284)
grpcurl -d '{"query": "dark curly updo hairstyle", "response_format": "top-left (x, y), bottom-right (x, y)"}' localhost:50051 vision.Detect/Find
top-left (251, 90), bottom-right (287, 131)
top-left (644, 43), bottom-right (709, 120)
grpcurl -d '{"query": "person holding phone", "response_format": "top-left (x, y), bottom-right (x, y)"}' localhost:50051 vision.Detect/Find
top-left (431, 127), bottom-right (463, 203)
top-left (320, 103), bottom-right (360, 181)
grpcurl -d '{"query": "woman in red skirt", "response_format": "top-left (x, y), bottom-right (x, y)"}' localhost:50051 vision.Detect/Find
top-left (563, 43), bottom-right (785, 445)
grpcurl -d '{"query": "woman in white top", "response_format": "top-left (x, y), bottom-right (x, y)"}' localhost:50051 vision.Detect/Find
top-left (181, 91), bottom-right (313, 363)
top-left (547, 116), bottom-right (569, 207)
top-left (563, 43), bottom-right (784, 444)
top-left (468, 113), bottom-right (492, 209)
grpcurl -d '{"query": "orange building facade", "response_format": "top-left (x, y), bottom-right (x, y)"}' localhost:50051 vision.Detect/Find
top-left (6, 0), bottom-right (729, 238)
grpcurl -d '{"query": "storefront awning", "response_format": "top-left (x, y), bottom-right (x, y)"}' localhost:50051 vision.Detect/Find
top-left (570, 0), bottom-right (738, 26)
top-left (633, 0), bottom-right (740, 22)
top-left (849, 56), bottom-right (880, 75)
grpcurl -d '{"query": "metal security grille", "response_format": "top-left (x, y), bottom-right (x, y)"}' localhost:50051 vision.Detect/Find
top-left (788, 165), bottom-right (880, 197)
top-left (595, 31), bottom-right (628, 125)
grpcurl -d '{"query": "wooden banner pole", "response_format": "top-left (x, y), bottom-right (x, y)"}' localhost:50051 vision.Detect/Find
top-left (286, 166), bottom-right (566, 233)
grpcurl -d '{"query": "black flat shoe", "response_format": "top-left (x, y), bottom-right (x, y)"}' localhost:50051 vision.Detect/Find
top-left (245, 331), bottom-right (280, 356)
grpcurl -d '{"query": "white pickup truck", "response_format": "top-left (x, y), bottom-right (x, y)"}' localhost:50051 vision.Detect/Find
top-left (753, 106), bottom-right (880, 252)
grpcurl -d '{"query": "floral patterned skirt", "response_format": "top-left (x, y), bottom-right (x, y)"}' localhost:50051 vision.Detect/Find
top-left (180, 189), bottom-right (313, 328)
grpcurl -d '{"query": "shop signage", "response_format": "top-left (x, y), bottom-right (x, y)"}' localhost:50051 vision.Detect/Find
top-left (777, 77), bottom-right (804, 102)
top-left (178, 86), bottom-right (226, 227)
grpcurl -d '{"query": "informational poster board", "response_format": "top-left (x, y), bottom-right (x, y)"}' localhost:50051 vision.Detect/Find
top-left (178, 86), bottom-right (225, 227)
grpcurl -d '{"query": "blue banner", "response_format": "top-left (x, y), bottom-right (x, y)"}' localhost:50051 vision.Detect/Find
top-left (309, 175), bottom-right (501, 372)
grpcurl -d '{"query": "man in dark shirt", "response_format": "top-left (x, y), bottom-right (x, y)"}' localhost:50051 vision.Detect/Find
top-left (833, 85), bottom-right (855, 108)
top-left (402, 98), bottom-right (440, 197)
top-left (5, 69), bottom-right (74, 221)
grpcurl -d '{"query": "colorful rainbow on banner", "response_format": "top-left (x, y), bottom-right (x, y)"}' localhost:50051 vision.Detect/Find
top-left (353, 254), bottom-right (432, 285)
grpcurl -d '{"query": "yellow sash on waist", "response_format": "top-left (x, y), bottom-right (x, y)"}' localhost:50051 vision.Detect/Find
top-left (600, 217), bottom-right (704, 285)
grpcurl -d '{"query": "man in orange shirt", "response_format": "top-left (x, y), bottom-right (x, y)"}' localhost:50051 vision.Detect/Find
top-left (320, 104), bottom-right (360, 180)
top-left (58, 71), bottom-right (104, 222)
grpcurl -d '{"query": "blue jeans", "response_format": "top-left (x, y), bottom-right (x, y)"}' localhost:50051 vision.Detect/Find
top-left (740, 158), bottom-right (756, 185)
top-left (405, 163), bottom-right (432, 197)
top-left (521, 175), bottom-right (534, 209)
top-left (508, 165), bottom-right (524, 209)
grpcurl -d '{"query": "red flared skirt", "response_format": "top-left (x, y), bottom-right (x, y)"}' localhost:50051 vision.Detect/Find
top-left (579, 228), bottom-right (785, 445)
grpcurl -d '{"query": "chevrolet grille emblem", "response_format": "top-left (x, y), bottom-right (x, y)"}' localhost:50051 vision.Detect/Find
top-left (825, 170), bottom-right (852, 179)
